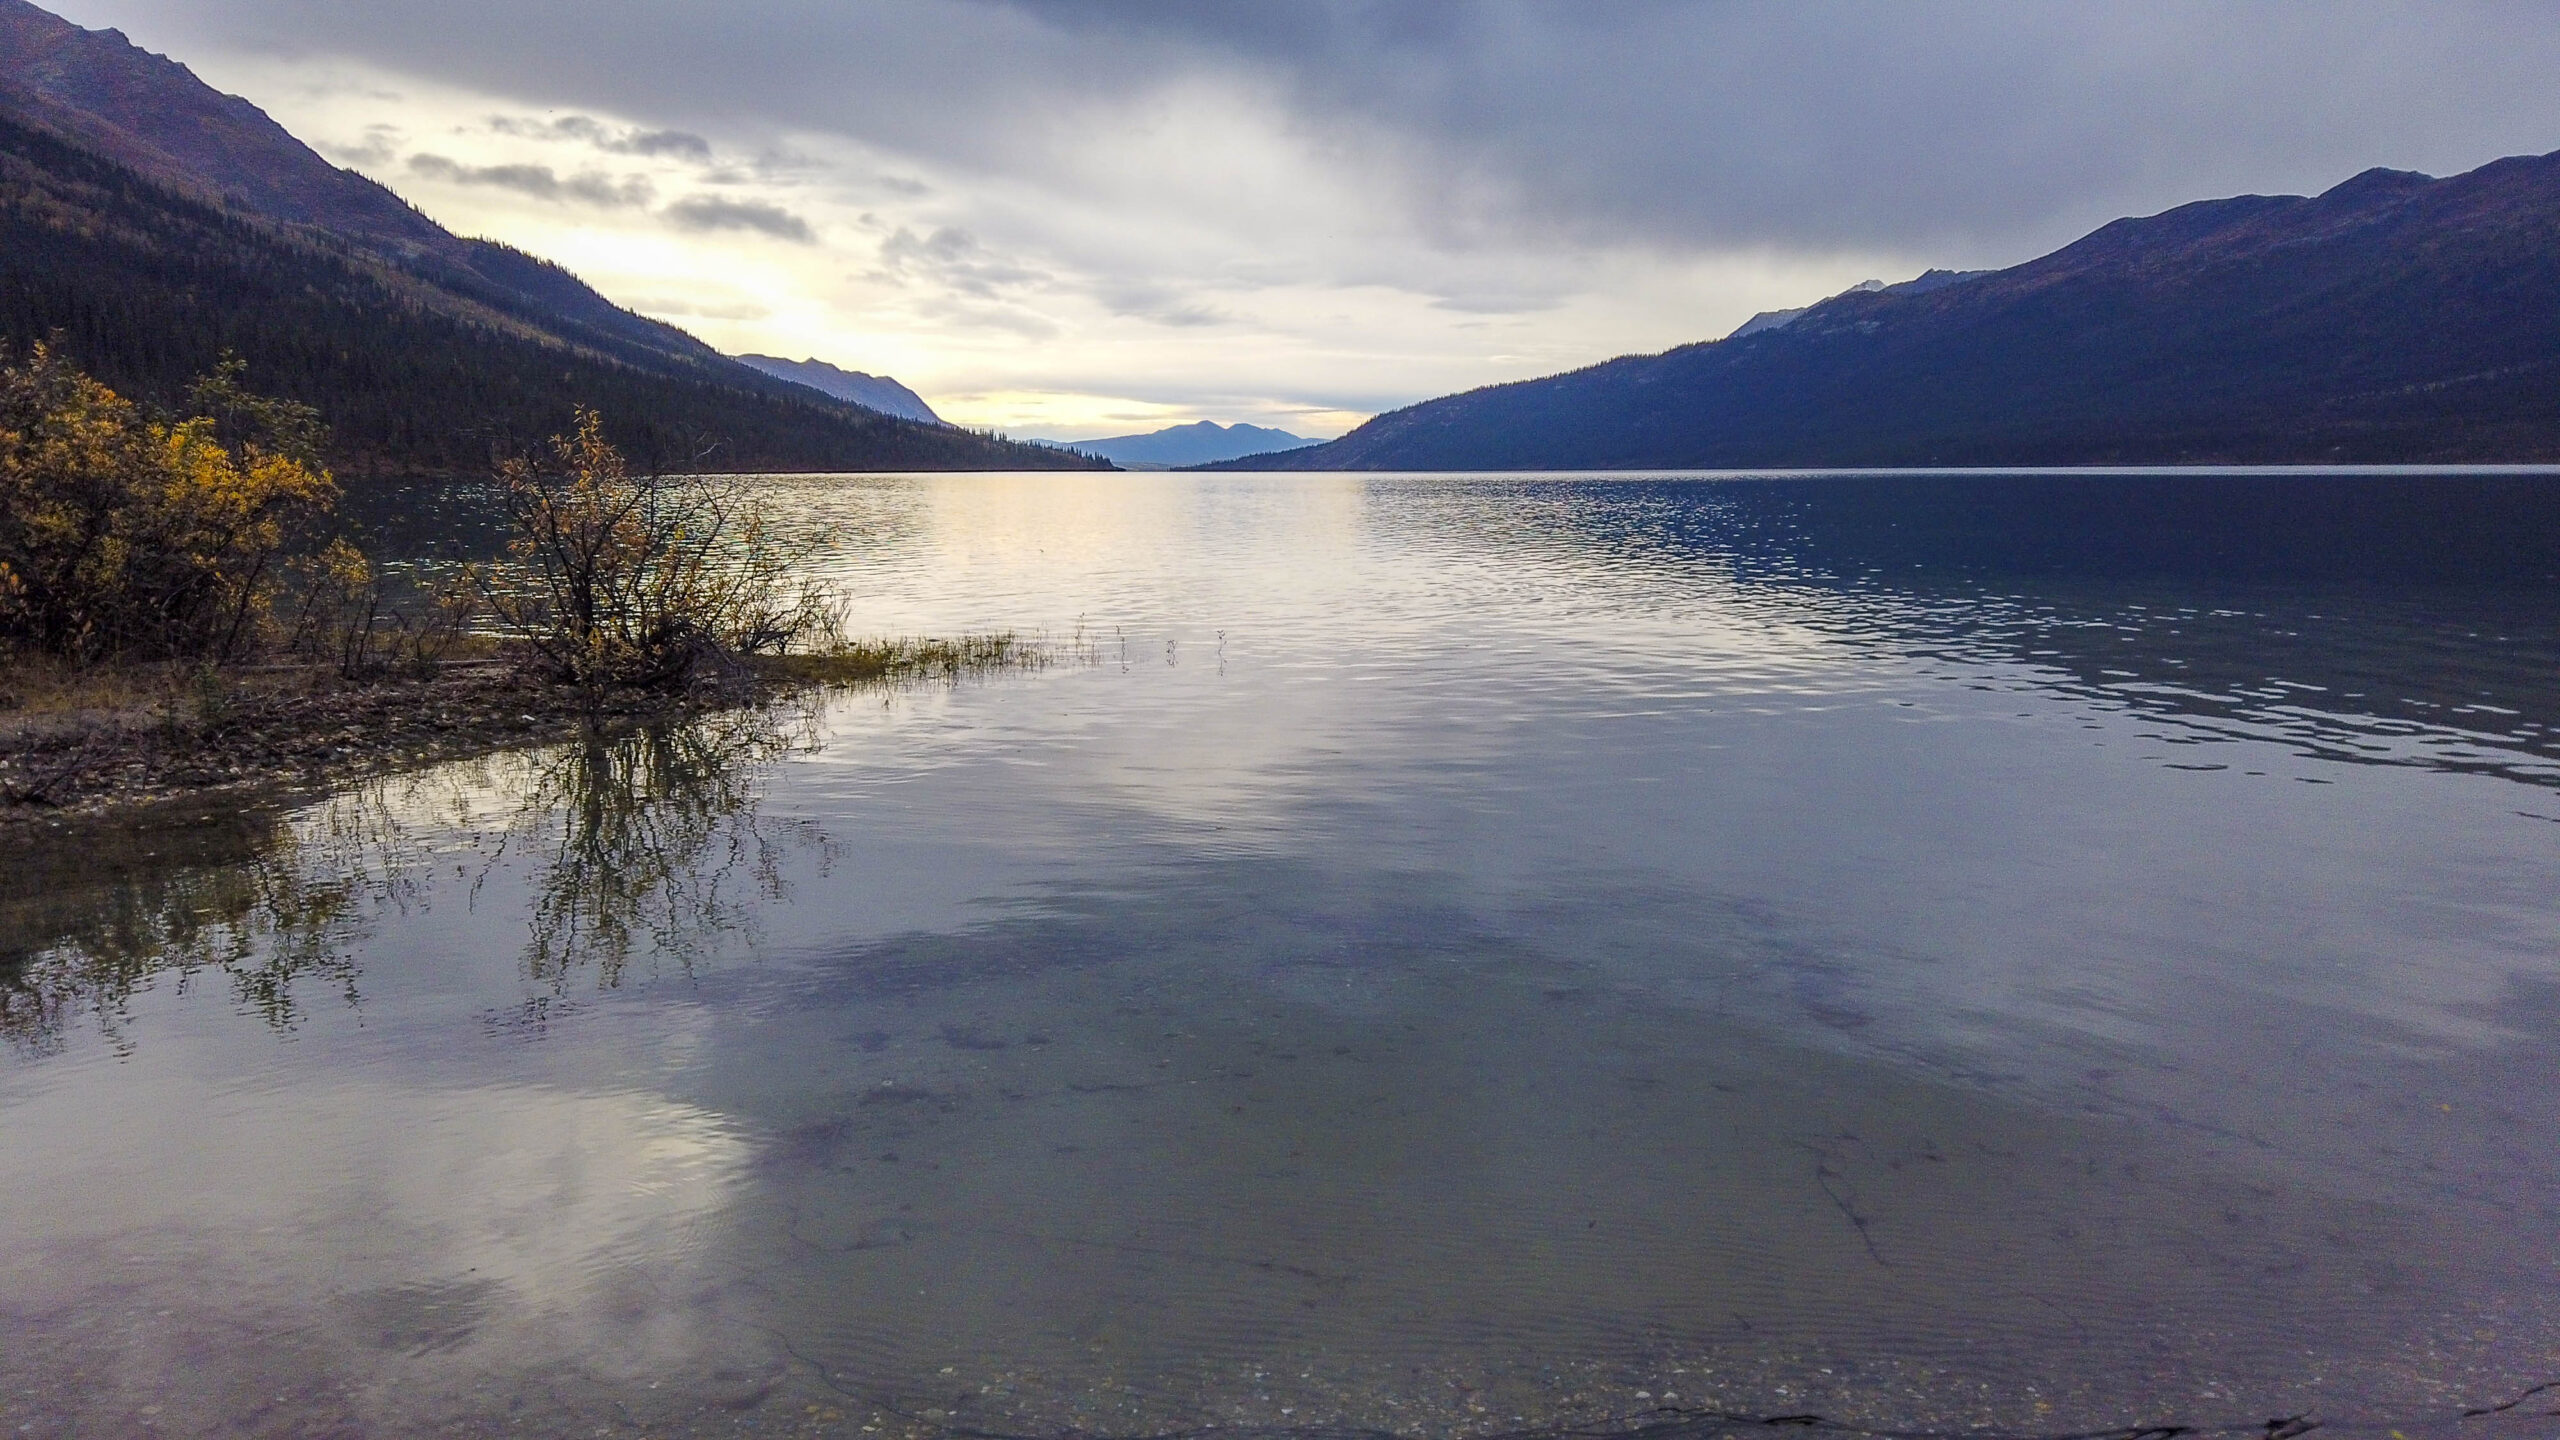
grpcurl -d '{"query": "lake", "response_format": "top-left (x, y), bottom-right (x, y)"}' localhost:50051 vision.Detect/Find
top-left (6, 470), bottom-right (2560, 1440)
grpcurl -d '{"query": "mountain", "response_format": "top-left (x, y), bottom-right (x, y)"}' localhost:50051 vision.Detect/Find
top-left (1725, 279), bottom-right (1881, 341)
top-left (0, 0), bottom-right (445, 247)
top-left (1218, 155), bottom-right (2560, 469)
top-left (1724, 304), bottom-right (1811, 341)
top-left (1033, 421), bottom-right (1320, 469)
top-left (734, 355), bottom-right (944, 426)
top-left (1726, 271), bottom-right (1992, 341)
top-left (0, 0), bottom-right (1095, 473)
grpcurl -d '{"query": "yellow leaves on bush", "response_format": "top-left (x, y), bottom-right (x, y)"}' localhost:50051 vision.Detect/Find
top-left (0, 344), bottom-right (336, 660)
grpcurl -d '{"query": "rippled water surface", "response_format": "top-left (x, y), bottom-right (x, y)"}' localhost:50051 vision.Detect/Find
top-left (7, 472), bottom-right (2560, 1439)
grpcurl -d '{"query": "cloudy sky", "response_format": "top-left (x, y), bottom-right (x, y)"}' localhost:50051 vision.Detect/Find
top-left (43, 1), bottom-right (2560, 439)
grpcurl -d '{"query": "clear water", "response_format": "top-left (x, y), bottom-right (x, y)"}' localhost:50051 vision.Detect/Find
top-left (7, 472), bottom-right (2560, 1440)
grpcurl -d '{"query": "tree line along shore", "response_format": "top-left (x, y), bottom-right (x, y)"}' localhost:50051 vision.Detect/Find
top-left (0, 345), bottom-right (1034, 820)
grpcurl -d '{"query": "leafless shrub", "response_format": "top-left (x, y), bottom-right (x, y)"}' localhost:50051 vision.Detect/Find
top-left (284, 542), bottom-right (481, 679)
top-left (478, 409), bottom-right (831, 690)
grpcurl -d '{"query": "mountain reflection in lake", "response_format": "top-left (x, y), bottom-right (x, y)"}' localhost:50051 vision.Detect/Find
top-left (4, 471), bottom-right (2560, 1440)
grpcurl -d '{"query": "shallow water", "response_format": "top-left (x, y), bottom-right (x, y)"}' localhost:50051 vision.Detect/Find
top-left (7, 471), bottom-right (2560, 1439)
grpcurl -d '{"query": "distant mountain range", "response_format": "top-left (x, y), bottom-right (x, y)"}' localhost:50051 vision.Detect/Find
top-left (1032, 421), bottom-right (1319, 468)
top-left (733, 355), bottom-right (945, 426)
top-left (1216, 155), bottom-right (2560, 469)
top-left (0, 0), bottom-right (1094, 473)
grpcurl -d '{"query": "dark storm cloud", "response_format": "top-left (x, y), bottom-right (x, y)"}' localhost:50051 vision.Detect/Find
top-left (57, 0), bottom-right (2560, 262)
top-left (334, 122), bottom-right (399, 167)
top-left (1090, 278), bottom-right (1233, 328)
top-left (878, 226), bottom-right (1047, 296)
top-left (407, 153), bottom-right (653, 207)
top-left (663, 194), bottom-right (816, 241)
top-left (985, 0), bottom-right (2560, 255)
top-left (489, 114), bottom-right (714, 162)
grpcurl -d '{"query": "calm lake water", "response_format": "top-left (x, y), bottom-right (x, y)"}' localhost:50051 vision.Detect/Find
top-left (7, 471), bottom-right (2560, 1439)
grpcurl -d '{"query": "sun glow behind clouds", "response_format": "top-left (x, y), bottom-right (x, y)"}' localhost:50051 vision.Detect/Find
top-left (134, 48), bottom-right (1909, 442)
top-left (42, 0), bottom-right (2560, 441)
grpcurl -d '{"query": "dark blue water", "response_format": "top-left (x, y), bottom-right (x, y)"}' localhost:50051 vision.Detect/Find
top-left (6, 472), bottom-right (2560, 1440)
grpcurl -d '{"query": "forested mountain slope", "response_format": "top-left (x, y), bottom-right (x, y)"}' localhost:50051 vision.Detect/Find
top-left (0, 0), bottom-right (1091, 473)
top-left (1225, 153), bottom-right (2560, 469)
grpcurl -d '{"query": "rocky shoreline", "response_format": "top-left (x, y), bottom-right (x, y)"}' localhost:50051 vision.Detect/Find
top-left (0, 640), bottom-right (1034, 826)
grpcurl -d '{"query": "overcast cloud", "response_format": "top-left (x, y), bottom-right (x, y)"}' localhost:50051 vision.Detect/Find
top-left (43, 0), bottom-right (2560, 436)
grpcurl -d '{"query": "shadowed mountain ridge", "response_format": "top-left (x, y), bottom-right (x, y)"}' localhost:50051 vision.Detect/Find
top-left (734, 355), bottom-right (945, 426)
top-left (1213, 153), bottom-right (2560, 469)
top-left (0, 0), bottom-right (1094, 473)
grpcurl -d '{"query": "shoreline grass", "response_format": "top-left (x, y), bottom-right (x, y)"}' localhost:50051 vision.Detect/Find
top-left (749, 632), bottom-right (1044, 686)
top-left (0, 631), bottom-right (1051, 822)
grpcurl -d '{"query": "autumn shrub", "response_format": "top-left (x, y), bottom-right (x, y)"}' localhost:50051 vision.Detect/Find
top-left (281, 539), bottom-right (482, 680)
top-left (0, 346), bottom-right (336, 662)
top-left (480, 409), bottom-right (830, 689)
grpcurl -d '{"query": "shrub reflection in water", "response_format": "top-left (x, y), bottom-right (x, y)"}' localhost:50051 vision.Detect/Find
top-left (0, 704), bottom-right (827, 1052)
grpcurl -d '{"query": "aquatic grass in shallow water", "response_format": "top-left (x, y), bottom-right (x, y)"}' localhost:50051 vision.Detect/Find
top-left (756, 630), bottom-right (1052, 687)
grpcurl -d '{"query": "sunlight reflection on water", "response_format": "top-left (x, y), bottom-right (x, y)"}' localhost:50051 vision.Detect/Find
top-left (6, 471), bottom-right (2560, 1439)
